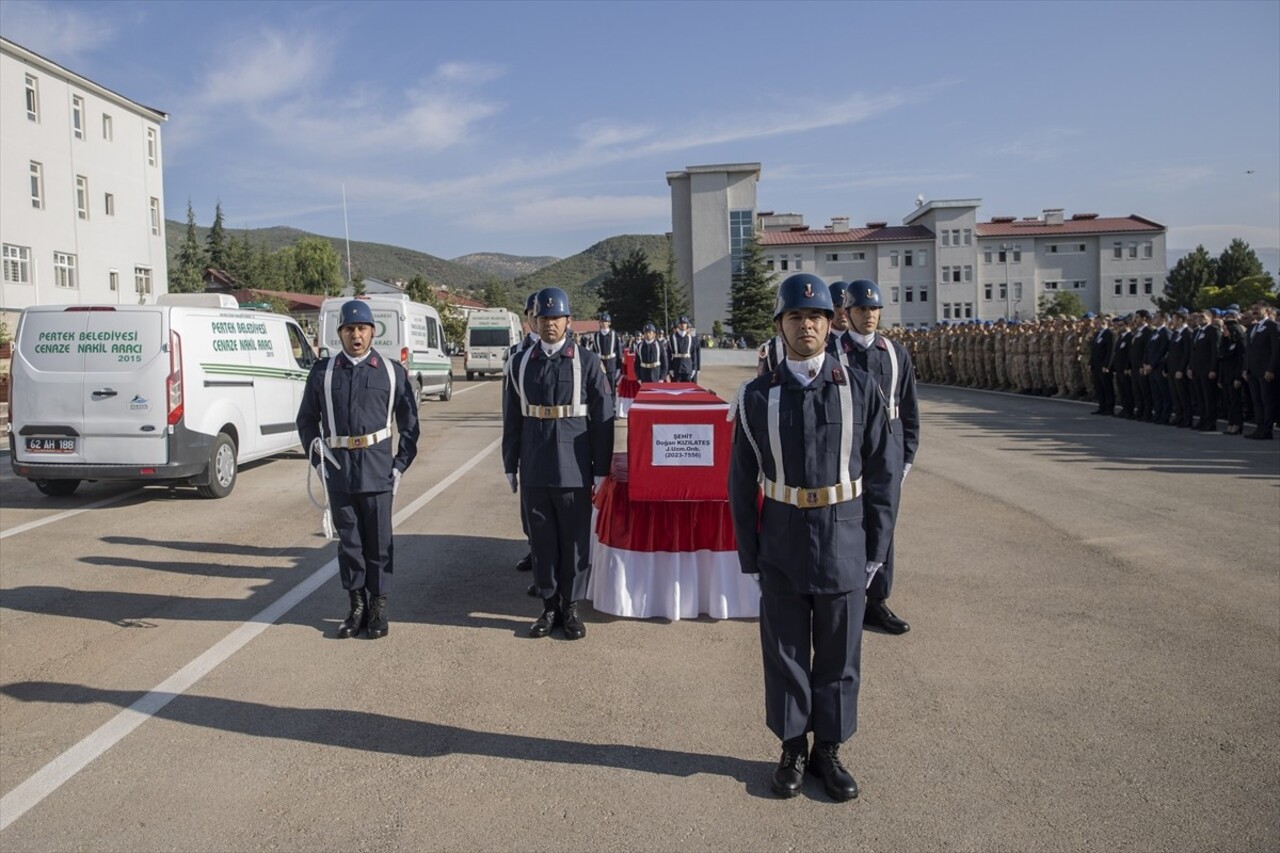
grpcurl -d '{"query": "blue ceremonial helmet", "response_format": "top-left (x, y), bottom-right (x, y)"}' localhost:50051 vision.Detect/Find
top-left (524, 292), bottom-right (539, 314)
top-left (534, 287), bottom-right (571, 318)
top-left (773, 273), bottom-right (834, 318)
top-left (338, 299), bottom-right (376, 329)
top-left (677, 315), bottom-right (690, 325)
top-left (844, 279), bottom-right (885, 310)
top-left (828, 280), bottom-right (850, 309)
top-left (600, 312), bottom-right (612, 323)
top-left (643, 322), bottom-right (656, 332)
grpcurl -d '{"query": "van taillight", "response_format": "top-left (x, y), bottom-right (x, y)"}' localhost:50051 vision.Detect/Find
top-left (400, 347), bottom-right (409, 366)
top-left (167, 329), bottom-right (184, 425)
top-left (63, 306), bottom-right (117, 311)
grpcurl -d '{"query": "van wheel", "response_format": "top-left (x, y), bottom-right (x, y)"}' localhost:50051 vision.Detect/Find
top-left (439, 375), bottom-right (453, 401)
top-left (35, 478), bottom-right (81, 497)
top-left (197, 433), bottom-right (237, 498)
top-left (466, 370), bottom-right (474, 381)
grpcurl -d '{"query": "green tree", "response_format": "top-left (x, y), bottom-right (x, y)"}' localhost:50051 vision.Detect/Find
top-left (661, 240), bottom-right (690, 329)
top-left (1037, 290), bottom-right (1087, 318)
top-left (206, 201), bottom-right (227, 270)
top-left (1159, 246), bottom-right (1216, 312)
top-left (407, 276), bottom-right (465, 347)
top-left (1216, 238), bottom-right (1267, 288)
top-left (1199, 275), bottom-right (1279, 310)
top-left (291, 237), bottom-right (343, 295)
top-left (169, 200), bottom-right (205, 293)
top-left (224, 232), bottom-right (255, 286)
top-left (480, 280), bottom-right (521, 313)
top-left (597, 249), bottom-right (666, 332)
top-left (712, 320), bottom-right (724, 339)
top-left (727, 238), bottom-right (774, 345)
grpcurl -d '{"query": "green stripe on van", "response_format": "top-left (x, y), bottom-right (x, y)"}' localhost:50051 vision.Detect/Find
top-left (201, 363), bottom-right (309, 382)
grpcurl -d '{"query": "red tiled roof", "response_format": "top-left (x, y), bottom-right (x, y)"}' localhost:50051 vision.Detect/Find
top-left (975, 216), bottom-right (1163, 238)
top-left (233, 288), bottom-right (327, 309)
top-left (759, 225), bottom-right (936, 245)
top-left (438, 289), bottom-right (486, 309)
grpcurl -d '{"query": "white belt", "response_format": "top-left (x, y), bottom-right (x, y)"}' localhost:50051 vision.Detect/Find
top-left (601, 352), bottom-right (617, 359)
top-left (762, 477), bottom-right (861, 509)
top-left (523, 404), bottom-right (588, 419)
top-left (672, 354), bottom-right (692, 360)
top-left (639, 361), bottom-right (661, 368)
top-left (326, 427), bottom-right (392, 449)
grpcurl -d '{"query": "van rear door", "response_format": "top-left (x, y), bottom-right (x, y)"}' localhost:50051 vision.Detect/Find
top-left (12, 307), bottom-right (168, 466)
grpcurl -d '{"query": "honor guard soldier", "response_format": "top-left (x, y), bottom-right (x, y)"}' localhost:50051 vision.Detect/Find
top-left (503, 287), bottom-right (615, 639)
top-left (592, 312), bottom-right (622, 387)
top-left (839, 279), bottom-right (919, 635)
top-left (827, 281), bottom-right (851, 351)
top-left (633, 322), bottom-right (668, 384)
top-left (1243, 302), bottom-right (1279, 439)
top-left (1090, 313), bottom-right (1117, 416)
top-left (667, 315), bottom-right (701, 382)
top-left (1188, 309), bottom-right (1222, 431)
top-left (297, 299), bottom-right (420, 640)
top-left (729, 272), bottom-right (898, 802)
top-left (505, 292), bottom-right (541, 582)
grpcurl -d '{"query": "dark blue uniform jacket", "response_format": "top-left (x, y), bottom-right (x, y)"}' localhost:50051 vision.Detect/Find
top-left (839, 332), bottom-right (920, 468)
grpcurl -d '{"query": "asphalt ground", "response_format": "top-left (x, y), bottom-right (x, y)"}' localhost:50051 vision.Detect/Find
top-left (0, 363), bottom-right (1277, 852)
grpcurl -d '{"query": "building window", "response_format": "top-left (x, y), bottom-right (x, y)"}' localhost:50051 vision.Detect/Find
top-left (999, 283), bottom-right (1008, 300)
top-left (904, 250), bottom-right (913, 267)
top-left (109, 269), bottom-right (119, 292)
top-left (1128, 242), bottom-right (1138, 259)
top-left (1013, 283), bottom-right (1023, 299)
top-left (904, 287), bottom-right (914, 303)
top-left (1078, 243), bottom-right (1087, 252)
top-left (890, 287), bottom-right (900, 303)
top-left (964, 265), bottom-right (973, 282)
top-left (72, 95), bottom-right (85, 139)
top-left (963, 228), bottom-right (972, 246)
top-left (146, 127), bottom-right (158, 166)
top-left (24, 74), bottom-right (39, 121)
top-left (951, 267), bottom-right (962, 283)
top-left (793, 254), bottom-right (803, 271)
top-left (1072, 280), bottom-right (1087, 289)
top-left (941, 265), bottom-right (950, 282)
top-left (1143, 277), bottom-right (1153, 294)
top-left (150, 198), bottom-right (161, 236)
top-left (1013, 248), bottom-right (1021, 262)
top-left (1144, 242), bottom-right (1153, 259)
top-left (1044, 280), bottom-right (1059, 290)
top-left (943, 304), bottom-right (952, 320)
top-left (920, 288), bottom-right (928, 303)
top-left (134, 266), bottom-right (153, 295)
top-left (1128, 278), bottom-right (1138, 295)
top-left (54, 252), bottom-right (77, 289)
top-left (851, 251), bottom-right (865, 261)
top-left (3, 244), bottom-right (32, 283)
top-left (984, 248), bottom-right (993, 264)
top-left (779, 258), bottom-right (789, 271)
top-left (1113, 242), bottom-right (1123, 259)
top-left (102, 113), bottom-right (113, 140)
top-left (964, 303), bottom-right (973, 319)
top-left (984, 283), bottom-right (993, 300)
top-left (940, 230), bottom-right (950, 247)
top-left (826, 252), bottom-right (839, 262)
top-left (29, 161), bottom-right (44, 209)
top-left (890, 251), bottom-right (899, 268)
top-left (76, 175), bottom-right (89, 219)
top-left (1114, 279), bottom-right (1123, 295)
top-left (918, 249), bottom-right (927, 266)
top-left (729, 209), bottom-right (753, 279)
top-left (105, 192), bottom-right (115, 216)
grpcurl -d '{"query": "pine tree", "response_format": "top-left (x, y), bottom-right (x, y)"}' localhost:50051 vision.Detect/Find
top-left (206, 202), bottom-right (227, 271)
top-left (727, 238), bottom-right (775, 345)
top-left (1216, 238), bottom-right (1266, 288)
top-left (1159, 246), bottom-right (1216, 312)
top-left (597, 249), bottom-right (665, 332)
top-left (170, 200), bottom-right (205, 293)
top-left (661, 239), bottom-right (690, 328)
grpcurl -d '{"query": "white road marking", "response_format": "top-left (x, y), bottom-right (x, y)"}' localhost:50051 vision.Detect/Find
top-left (0, 490), bottom-right (143, 541)
top-left (0, 436), bottom-right (502, 832)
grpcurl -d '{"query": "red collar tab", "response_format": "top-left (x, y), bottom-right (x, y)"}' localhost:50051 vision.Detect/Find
top-left (370, 355), bottom-right (380, 367)
top-left (563, 344), bottom-right (575, 358)
top-left (874, 337), bottom-right (889, 351)
top-left (832, 366), bottom-right (846, 385)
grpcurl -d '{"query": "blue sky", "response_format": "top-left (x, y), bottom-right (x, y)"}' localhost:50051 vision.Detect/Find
top-left (3, 0), bottom-right (1277, 261)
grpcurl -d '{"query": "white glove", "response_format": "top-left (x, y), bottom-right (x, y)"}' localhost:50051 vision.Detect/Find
top-left (902, 462), bottom-right (912, 483)
top-left (865, 561), bottom-right (884, 590)
top-left (506, 472), bottom-right (518, 493)
top-left (392, 468), bottom-right (401, 496)
top-left (593, 475), bottom-right (604, 490)
top-left (750, 573), bottom-right (760, 587)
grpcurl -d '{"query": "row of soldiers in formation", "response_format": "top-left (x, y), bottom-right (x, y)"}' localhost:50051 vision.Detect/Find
top-left (886, 302), bottom-right (1280, 437)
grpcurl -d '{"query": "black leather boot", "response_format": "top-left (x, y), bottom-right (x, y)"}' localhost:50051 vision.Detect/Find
top-left (366, 594), bottom-right (389, 639)
top-left (771, 736), bottom-right (808, 798)
top-left (864, 598), bottom-right (910, 634)
top-left (563, 601), bottom-right (586, 640)
top-left (337, 589), bottom-right (367, 639)
top-left (529, 599), bottom-right (561, 638)
top-left (515, 552), bottom-right (533, 572)
top-left (808, 740), bottom-right (859, 801)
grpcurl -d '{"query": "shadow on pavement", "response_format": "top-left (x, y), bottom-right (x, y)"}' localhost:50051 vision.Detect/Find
top-left (0, 681), bottom-right (775, 797)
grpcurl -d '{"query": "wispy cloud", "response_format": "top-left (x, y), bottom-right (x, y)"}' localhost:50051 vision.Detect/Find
top-left (1140, 166), bottom-right (1215, 191)
top-left (199, 29), bottom-right (332, 106)
top-left (1167, 224), bottom-right (1280, 252)
top-left (464, 195), bottom-right (670, 232)
top-left (0, 0), bottom-right (118, 62)
top-left (989, 127), bottom-right (1082, 162)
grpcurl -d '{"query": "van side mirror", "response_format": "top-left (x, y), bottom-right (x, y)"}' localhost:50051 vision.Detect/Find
top-left (318, 347), bottom-right (330, 358)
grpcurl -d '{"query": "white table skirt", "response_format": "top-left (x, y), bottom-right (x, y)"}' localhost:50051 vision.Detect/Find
top-left (587, 539), bottom-right (760, 621)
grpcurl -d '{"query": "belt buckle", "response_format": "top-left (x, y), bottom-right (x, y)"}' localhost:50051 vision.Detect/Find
top-left (539, 405), bottom-right (554, 418)
top-left (800, 488), bottom-right (824, 508)
top-left (351, 436), bottom-right (366, 449)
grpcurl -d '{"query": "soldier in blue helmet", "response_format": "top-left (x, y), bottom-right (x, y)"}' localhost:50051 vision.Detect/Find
top-left (592, 312), bottom-right (622, 387)
top-left (296, 299), bottom-right (421, 639)
top-left (729, 271), bottom-right (898, 802)
top-left (504, 292), bottom-right (543, 583)
top-left (838, 279), bottom-right (919, 636)
top-left (827, 281), bottom-right (851, 350)
top-left (667, 314), bottom-right (701, 382)
top-left (503, 287), bottom-right (615, 639)
top-left (633, 321), bottom-right (667, 384)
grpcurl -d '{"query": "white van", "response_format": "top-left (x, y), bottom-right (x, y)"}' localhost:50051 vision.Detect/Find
top-left (8, 294), bottom-right (315, 498)
top-left (317, 294), bottom-right (452, 402)
top-left (464, 308), bottom-right (522, 380)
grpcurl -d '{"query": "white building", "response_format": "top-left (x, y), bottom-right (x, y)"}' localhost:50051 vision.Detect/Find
top-left (667, 162), bottom-right (1168, 330)
top-left (667, 163), bottom-right (760, 329)
top-left (1, 37), bottom-right (169, 329)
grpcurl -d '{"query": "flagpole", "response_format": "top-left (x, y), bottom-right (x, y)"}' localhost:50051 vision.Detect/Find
top-left (342, 184), bottom-right (353, 291)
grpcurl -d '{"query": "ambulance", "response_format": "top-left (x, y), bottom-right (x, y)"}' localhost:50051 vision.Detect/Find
top-left (8, 294), bottom-right (315, 498)
top-left (317, 294), bottom-right (453, 402)
top-left (464, 308), bottom-right (522, 380)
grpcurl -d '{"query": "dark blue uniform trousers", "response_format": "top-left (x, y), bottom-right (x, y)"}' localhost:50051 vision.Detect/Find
top-left (525, 486), bottom-right (592, 604)
top-left (760, 580), bottom-right (865, 744)
top-left (330, 490), bottom-right (394, 595)
top-left (866, 537), bottom-right (896, 601)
